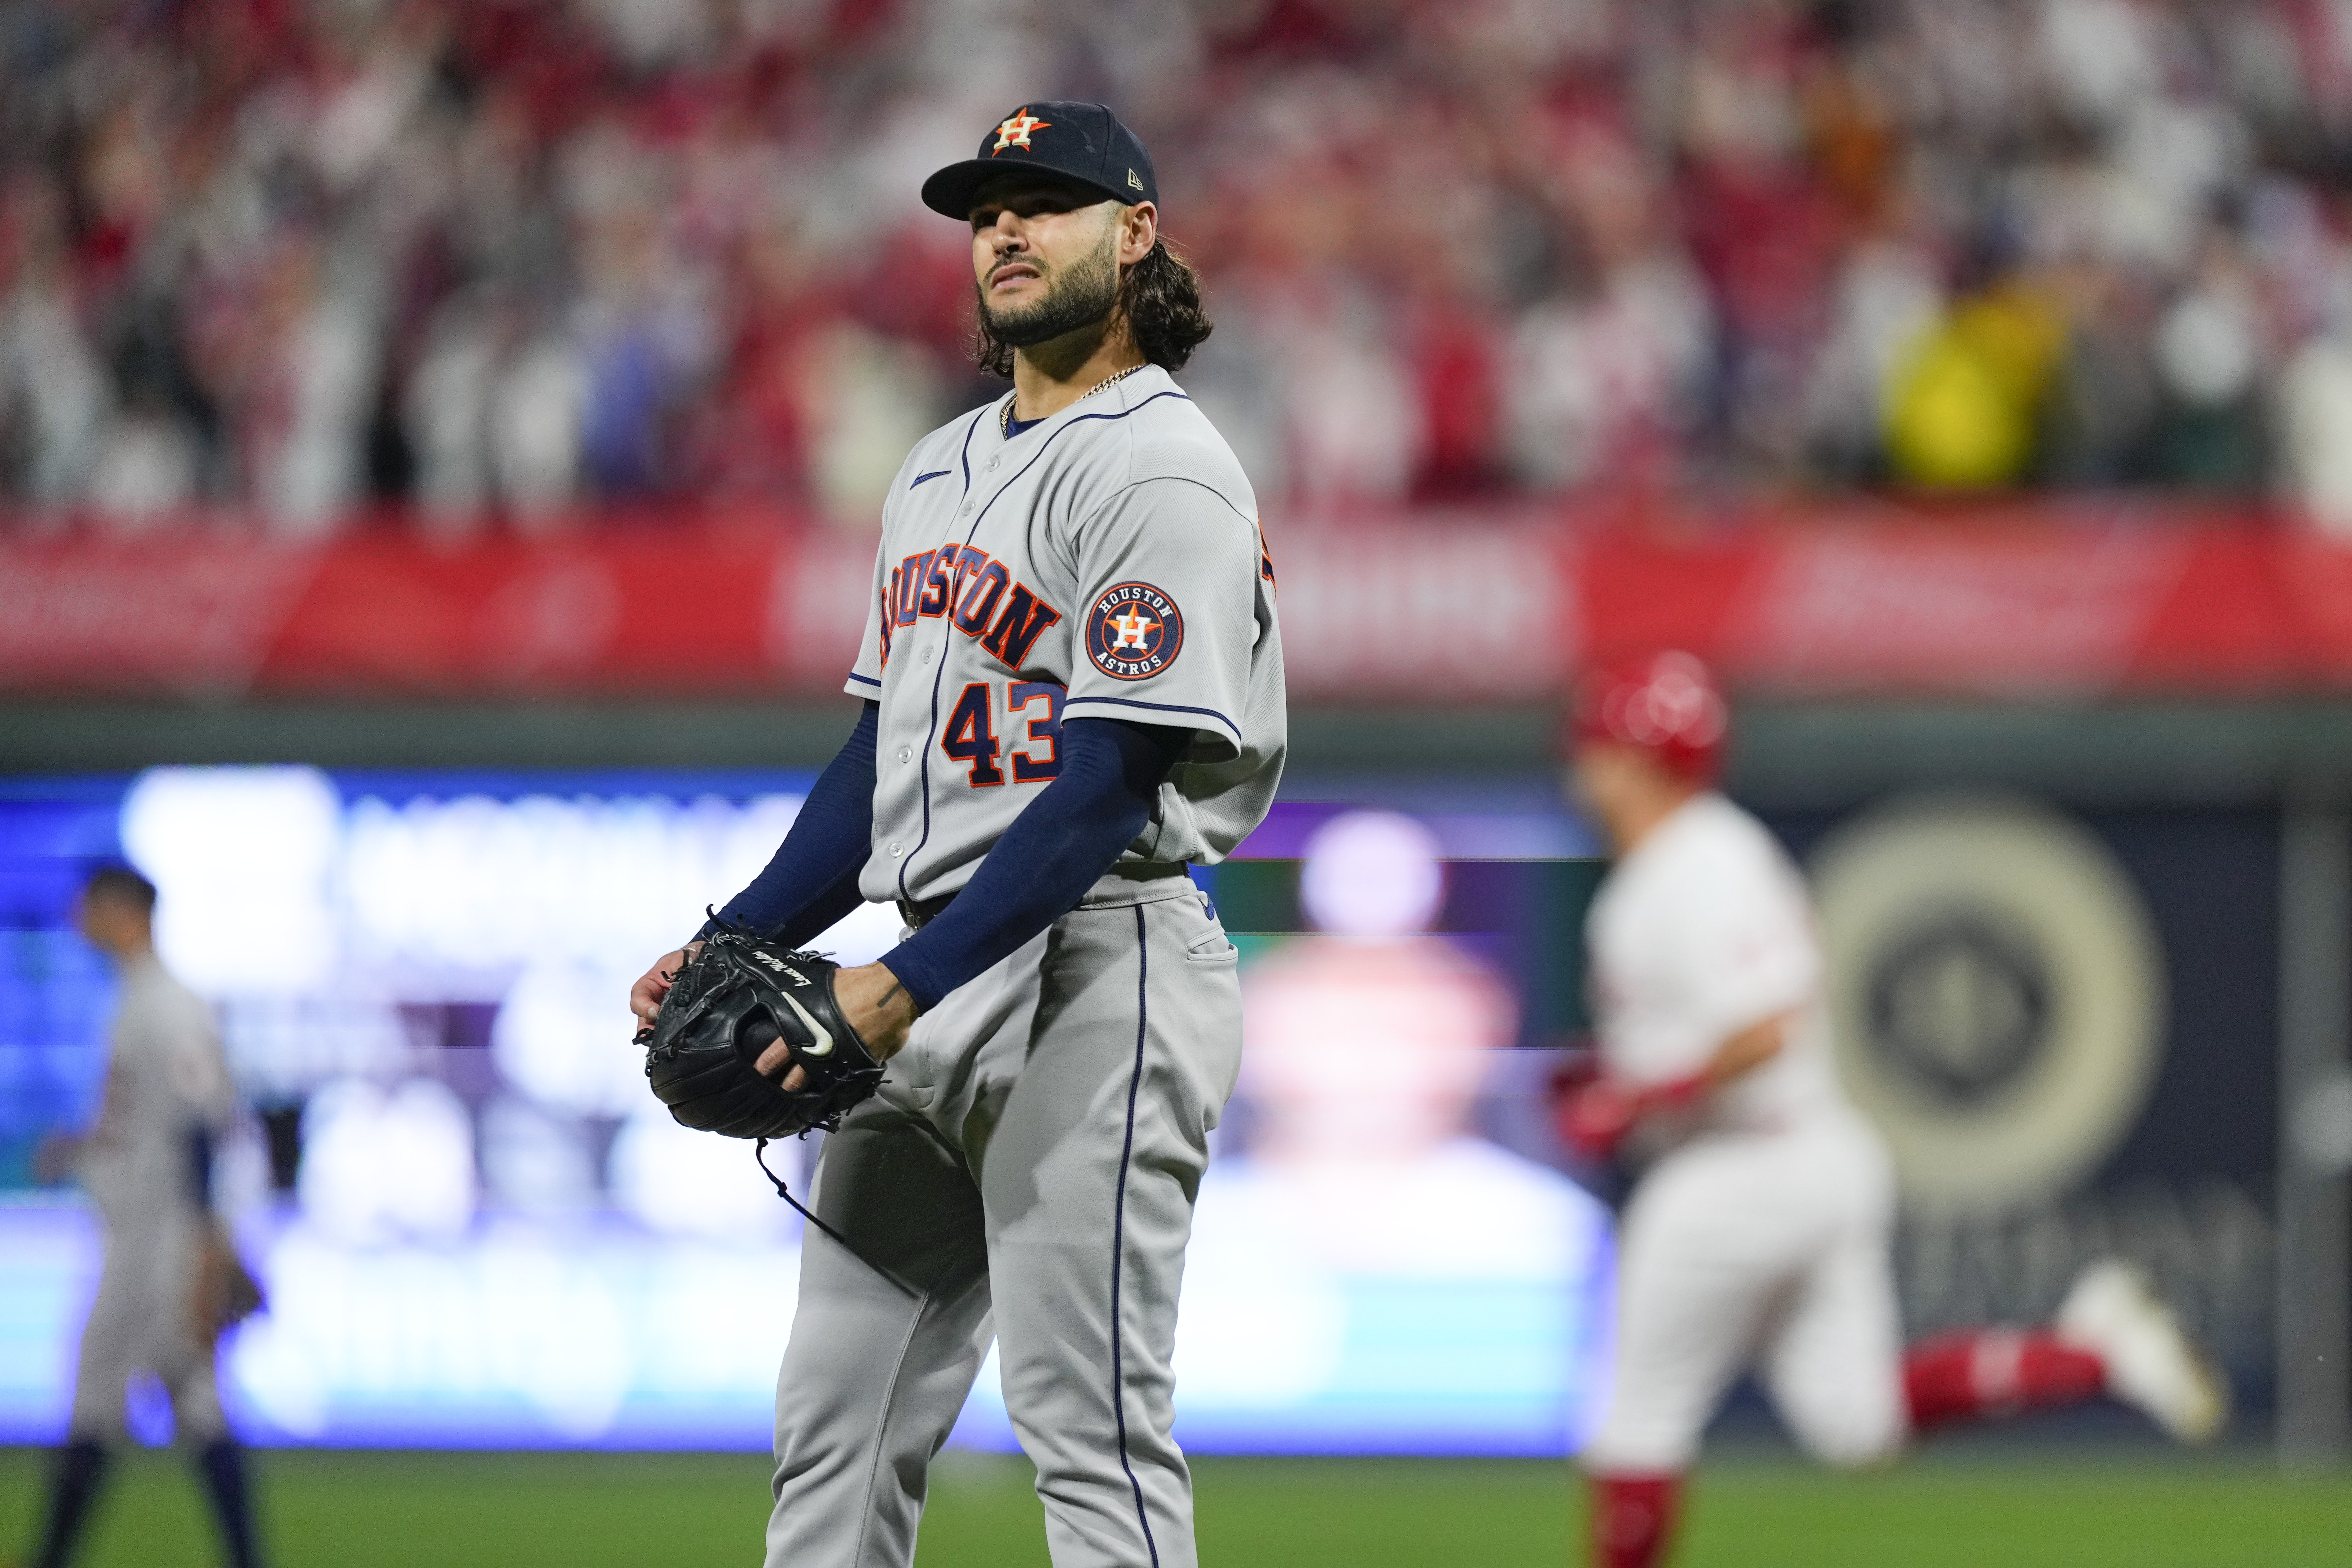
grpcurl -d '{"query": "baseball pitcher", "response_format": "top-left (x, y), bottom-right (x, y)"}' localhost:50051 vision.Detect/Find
top-left (630, 101), bottom-right (1283, 1568)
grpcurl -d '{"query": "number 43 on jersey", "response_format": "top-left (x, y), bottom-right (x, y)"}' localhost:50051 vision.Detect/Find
top-left (941, 680), bottom-right (1063, 788)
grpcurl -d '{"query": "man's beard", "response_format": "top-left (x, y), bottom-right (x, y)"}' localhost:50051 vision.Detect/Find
top-left (977, 231), bottom-right (1120, 347)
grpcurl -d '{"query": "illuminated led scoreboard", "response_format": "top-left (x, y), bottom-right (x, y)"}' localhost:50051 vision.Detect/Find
top-left (0, 769), bottom-right (1611, 1454)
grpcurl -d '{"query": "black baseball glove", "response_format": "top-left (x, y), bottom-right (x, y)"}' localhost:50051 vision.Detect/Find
top-left (639, 928), bottom-right (886, 1139)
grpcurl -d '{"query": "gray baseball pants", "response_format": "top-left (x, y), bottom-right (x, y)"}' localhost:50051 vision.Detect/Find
top-left (71, 1204), bottom-right (226, 1443)
top-left (762, 876), bottom-right (1240, 1568)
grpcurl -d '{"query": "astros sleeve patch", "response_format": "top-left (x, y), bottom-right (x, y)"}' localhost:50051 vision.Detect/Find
top-left (1062, 478), bottom-right (1257, 759)
top-left (1084, 582), bottom-right (1185, 681)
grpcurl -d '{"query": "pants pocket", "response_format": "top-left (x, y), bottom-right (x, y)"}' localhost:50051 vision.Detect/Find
top-left (1183, 926), bottom-right (1239, 966)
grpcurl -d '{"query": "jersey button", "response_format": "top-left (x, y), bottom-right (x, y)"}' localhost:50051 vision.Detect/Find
top-left (921, 646), bottom-right (934, 664)
top-left (986, 457), bottom-right (1000, 471)
top-left (888, 842), bottom-right (906, 857)
top-left (895, 747), bottom-right (912, 764)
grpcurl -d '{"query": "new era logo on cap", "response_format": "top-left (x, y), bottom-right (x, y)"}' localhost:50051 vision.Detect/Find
top-left (922, 100), bottom-right (1160, 219)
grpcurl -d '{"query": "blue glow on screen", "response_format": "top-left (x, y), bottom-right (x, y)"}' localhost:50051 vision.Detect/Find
top-left (0, 769), bottom-right (1612, 1456)
top-left (0, 779), bottom-right (128, 1189)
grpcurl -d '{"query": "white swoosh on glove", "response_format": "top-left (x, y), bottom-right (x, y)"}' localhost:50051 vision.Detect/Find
top-left (779, 992), bottom-right (835, 1057)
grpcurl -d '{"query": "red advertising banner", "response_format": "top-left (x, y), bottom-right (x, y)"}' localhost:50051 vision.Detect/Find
top-left (4, 507), bottom-right (2348, 702)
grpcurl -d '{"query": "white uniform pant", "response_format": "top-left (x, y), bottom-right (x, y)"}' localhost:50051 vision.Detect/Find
top-left (70, 1203), bottom-right (225, 1444)
top-left (1584, 1115), bottom-right (1907, 1474)
top-left (764, 880), bottom-right (1240, 1568)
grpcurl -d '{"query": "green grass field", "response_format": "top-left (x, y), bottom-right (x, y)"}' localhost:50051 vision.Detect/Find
top-left (5, 1445), bottom-right (2350, 1567)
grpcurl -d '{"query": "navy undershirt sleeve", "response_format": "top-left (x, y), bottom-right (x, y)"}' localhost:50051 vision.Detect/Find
top-left (881, 717), bottom-right (1190, 1012)
top-left (185, 1126), bottom-right (215, 1213)
top-left (700, 701), bottom-right (878, 949)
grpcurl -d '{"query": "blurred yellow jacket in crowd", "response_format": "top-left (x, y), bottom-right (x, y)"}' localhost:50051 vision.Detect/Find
top-left (1884, 282), bottom-right (2067, 491)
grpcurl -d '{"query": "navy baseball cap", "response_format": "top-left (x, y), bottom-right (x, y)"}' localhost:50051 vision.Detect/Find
top-left (921, 101), bottom-right (1158, 220)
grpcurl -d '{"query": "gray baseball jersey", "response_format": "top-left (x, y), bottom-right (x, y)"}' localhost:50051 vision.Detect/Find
top-left (764, 368), bottom-right (1282, 1568)
top-left (70, 951), bottom-right (235, 1441)
top-left (77, 952), bottom-right (233, 1215)
top-left (848, 363), bottom-right (1285, 904)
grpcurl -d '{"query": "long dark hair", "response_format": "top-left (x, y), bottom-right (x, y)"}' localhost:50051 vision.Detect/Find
top-left (973, 237), bottom-right (1213, 377)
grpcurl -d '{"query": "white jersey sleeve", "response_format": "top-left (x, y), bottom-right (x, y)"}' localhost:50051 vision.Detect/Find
top-left (1587, 794), bottom-right (1853, 1137)
top-left (1675, 841), bottom-right (1821, 1044)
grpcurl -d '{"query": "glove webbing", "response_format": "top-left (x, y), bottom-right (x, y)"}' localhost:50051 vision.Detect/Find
top-left (720, 911), bottom-right (955, 1301)
top-left (752, 1136), bottom-right (858, 1255)
top-left (753, 1137), bottom-right (925, 1300)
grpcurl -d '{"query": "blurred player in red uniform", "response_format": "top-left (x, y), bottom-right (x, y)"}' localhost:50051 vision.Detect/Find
top-left (1561, 652), bottom-right (2226, 1568)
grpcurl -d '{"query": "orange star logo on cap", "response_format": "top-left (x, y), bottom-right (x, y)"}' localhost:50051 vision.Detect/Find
top-left (992, 107), bottom-right (1051, 154)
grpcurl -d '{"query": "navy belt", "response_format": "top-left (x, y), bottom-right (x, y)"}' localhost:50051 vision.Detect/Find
top-left (894, 893), bottom-right (950, 931)
top-left (895, 861), bottom-right (1186, 932)
top-left (897, 891), bottom-right (956, 930)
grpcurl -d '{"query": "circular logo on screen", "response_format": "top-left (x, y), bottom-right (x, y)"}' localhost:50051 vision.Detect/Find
top-left (1085, 582), bottom-right (1184, 681)
top-left (1865, 910), bottom-right (2053, 1108)
top-left (1809, 794), bottom-right (2165, 1217)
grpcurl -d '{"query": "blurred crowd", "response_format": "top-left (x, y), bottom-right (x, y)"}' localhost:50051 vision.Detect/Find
top-left (9, 0), bottom-right (2352, 533)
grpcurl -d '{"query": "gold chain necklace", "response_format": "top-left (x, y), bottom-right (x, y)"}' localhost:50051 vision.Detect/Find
top-left (1002, 363), bottom-right (1145, 436)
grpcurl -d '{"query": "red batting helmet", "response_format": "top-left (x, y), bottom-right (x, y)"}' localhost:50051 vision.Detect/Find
top-left (1567, 650), bottom-right (1729, 782)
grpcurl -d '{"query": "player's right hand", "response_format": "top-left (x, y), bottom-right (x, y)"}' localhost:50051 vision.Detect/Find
top-left (31, 1131), bottom-right (80, 1184)
top-left (630, 942), bottom-right (703, 1027)
top-left (1557, 1079), bottom-right (1642, 1164)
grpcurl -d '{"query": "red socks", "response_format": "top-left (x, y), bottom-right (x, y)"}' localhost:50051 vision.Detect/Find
top-left (1581, 1334), bottom-right (2106, 1565)
top-left (1903, 1329), bottom-right (2107, 1432)
top-left (1589, 1473), bottom-right (1680, 1568)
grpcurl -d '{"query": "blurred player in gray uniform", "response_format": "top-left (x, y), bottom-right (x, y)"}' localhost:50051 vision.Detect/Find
top-left (630, 102), bottom-right (1283, 1568)
top-left (26, 866), bottom-right (266, 1568)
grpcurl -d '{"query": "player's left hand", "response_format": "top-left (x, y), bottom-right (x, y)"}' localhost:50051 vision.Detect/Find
top-left (753, 961), bottom-right (915, 1090)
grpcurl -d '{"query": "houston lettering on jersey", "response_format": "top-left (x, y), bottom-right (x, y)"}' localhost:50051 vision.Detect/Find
top-left (881, 544), bottom-right (1063, 670)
